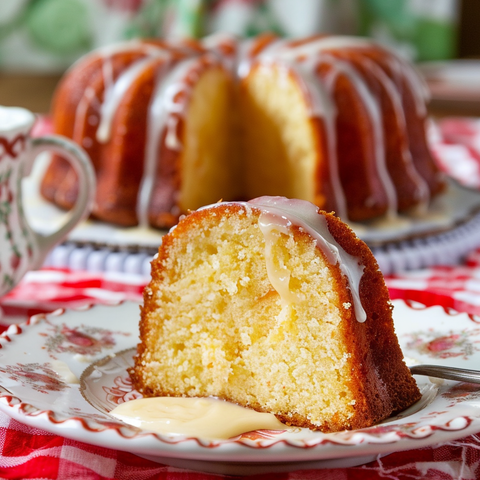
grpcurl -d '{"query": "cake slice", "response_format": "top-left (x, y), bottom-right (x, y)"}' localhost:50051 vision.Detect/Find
top-left (130, 196), bottom-right (420, 432)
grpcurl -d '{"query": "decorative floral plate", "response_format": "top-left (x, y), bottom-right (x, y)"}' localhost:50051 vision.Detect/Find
top-left (0, 300), bottom-right (480, 476)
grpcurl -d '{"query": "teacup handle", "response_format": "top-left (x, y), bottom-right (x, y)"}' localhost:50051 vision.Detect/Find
top-left (26, 135), bottom-right (96, 269)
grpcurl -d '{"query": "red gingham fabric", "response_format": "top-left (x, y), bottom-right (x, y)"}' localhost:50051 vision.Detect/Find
top-left (0, 411), bottom-right (479, 479)
top-left (0, 269), bottom-right (147, 324)
top-left (386, 247), bottom-right (480, 316)
top-left (430, 116), bottom-right (480, 190)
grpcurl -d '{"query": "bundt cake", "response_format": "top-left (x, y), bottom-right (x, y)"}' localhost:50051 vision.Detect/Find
top-left (130, 196), bottom-right (421, 432)
top-left (41, 34), bottom-right (444, 229)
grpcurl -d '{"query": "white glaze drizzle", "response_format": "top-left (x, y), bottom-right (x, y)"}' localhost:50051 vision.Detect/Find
top-left (278, 35), bottom-right (428, 117)
top-left (201, 32), bottom-right (238, 72)
top-left (137, 56), bottom-right (205, 227)
top-left (72, 86), bottom-right (97, 148)
top-left (97, 57), bottom-right (159, 143)
top-left (198, 197), bottom-right (367, 322)
top-left (292, 54), bottom-right (348, 219)
top-left (250, 196), bottom-right (366, 322)
top-left (364, 57), bottom-right (430, 207)
top-left (388, 54), bottom-right (429, 117)
top-left (258, 211), bottom-right (300, 305)
top-left (322, 54), bottom-right (398, 218)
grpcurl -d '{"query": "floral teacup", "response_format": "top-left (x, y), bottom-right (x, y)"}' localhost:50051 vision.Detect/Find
top-left (0, 105), bottom-right (95, 297)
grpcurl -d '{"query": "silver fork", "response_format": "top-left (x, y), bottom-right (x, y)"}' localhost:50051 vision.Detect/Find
top-left (410, 365), bottom-right (480, 384)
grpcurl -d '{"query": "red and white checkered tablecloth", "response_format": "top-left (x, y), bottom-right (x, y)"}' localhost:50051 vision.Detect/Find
top-left (430, 116), bottom-right (480, 190)
top-left (0, 116), bottom-right (479, 478)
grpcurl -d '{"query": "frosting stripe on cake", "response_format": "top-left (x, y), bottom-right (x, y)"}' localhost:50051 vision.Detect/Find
top-left (97, 57), bottom-right (160, 143)
top-left (364, 57), bottom-right (430, 207)
top-left (206, 197), bottom-right (367, 323)
top-left (320, 54), bottom-right (398, 218)
top-left (138, 57), bottom-right (202, 227)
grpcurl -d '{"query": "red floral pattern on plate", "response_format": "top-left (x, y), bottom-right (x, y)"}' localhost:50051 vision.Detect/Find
top-left (103, 375), bottom-right (142, 405)
top-left (0, 362), bottom-right (69, 394)
top-left (405, 327), bottom-right (480, 360)
top-left (442, 382), bottom-right (480, 407)
top-left (41, 322), bottom-right (130, 356)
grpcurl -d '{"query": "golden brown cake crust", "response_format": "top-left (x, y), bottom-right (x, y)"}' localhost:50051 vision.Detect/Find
top-left (130, 202), bottom-right (420, 432)
top-left (40, 35), bottom-right (444, 229)
top-left (324, 213), bottom-right (421, 424)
